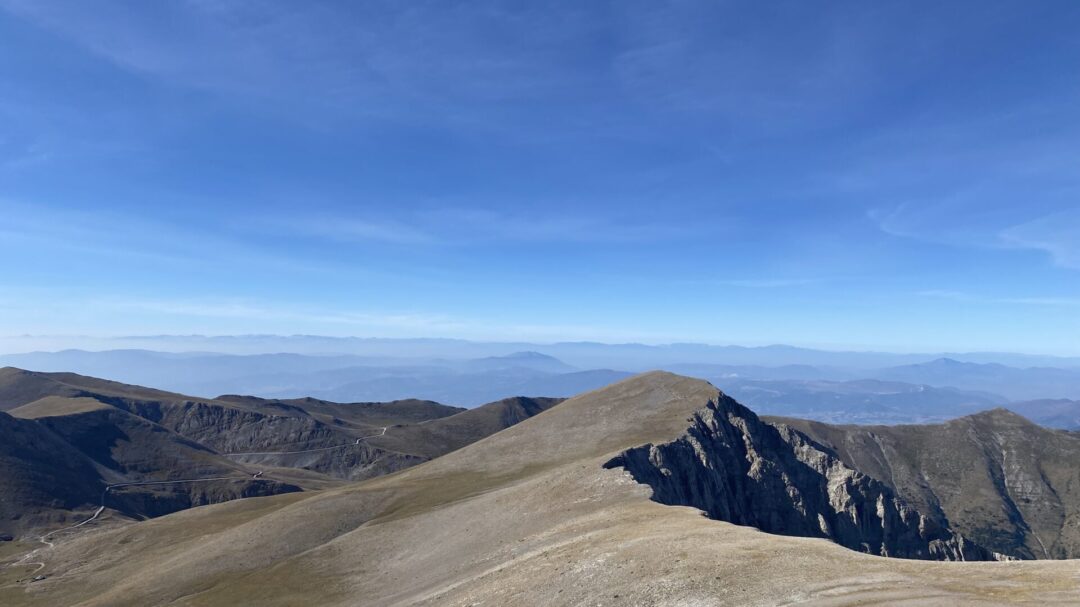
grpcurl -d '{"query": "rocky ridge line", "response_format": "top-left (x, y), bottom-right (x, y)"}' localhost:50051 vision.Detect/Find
top-left (605, 391), bottom-right (1005, 561)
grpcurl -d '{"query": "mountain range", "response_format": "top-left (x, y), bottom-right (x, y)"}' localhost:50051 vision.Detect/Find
top-left (3, 372), bottom-right (1079, 605)
top-left (5, 335), bottom-right (1080, 369)
top-left (4, 349), bottom-right (1080, 427)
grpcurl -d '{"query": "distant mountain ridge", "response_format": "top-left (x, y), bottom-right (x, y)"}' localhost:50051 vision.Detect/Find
top-left (4, 348), bottom-right (1080, 427)
top-left (5, 336), bottom-right (1080, 368)
top-left (874, 357), bottom-right (1080, 400)
top-left (0, 350), bottom-right (611, 407)
top-left (718, 377), bottom-right (1009, 424)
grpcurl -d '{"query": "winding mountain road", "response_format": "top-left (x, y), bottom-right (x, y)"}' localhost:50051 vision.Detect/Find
top-left (13, 476), bottom-right (257, 577)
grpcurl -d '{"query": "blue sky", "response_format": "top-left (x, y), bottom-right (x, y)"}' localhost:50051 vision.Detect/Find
top-left (1, 1), bottom-right (1079, 354)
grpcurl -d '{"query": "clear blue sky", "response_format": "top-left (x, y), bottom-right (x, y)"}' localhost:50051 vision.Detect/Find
top-left (1, 1), bottom-right (1078, 354)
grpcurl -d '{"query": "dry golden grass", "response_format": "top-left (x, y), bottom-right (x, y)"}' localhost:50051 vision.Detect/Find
top-left (4, 373), bottom-right (1080, 606)
top-left (8, 397), bottom-right (111, 419)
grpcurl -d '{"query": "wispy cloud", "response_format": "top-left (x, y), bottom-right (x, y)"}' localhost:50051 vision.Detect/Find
top-left (0, 1), bottom-right (592, 129)
top-left (713, 278), bottom-right (822, 288)
top-left (1, 141), bottom-right (52, 172)
top-left (871, 200), bottom-right (1080, 272)
top-left (0, 199), bottom-right (360, 275)
top-left (421, 208), bottom-right (697, 244)
top-left (268, 207), bottom-right (701, 246)
top-left (285, 216), bottom-right (436, 246)
top-left (72, 296), bottom-right (685, 343)
top-left (0, 0), bottom-right (956, 143)
top-left (1000, 208), bottom-right (1080, 270)
top-left (869, 194), bottom-right (1034, 250)
top-left (0, 200), bottom-right (204, 266)
top-left (919, 290), bottom-right (1080, 306)
top-left (95, 297), bottom-right (467, 331)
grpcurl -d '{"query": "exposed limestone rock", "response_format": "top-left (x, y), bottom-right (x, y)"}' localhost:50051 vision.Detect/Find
top-left (605, 392), bottom-right (999, 561)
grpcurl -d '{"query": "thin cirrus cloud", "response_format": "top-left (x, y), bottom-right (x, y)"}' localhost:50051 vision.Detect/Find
top-left (0, 199), bottom-right (342, 275)
top-left (0, 1), bottom-right (338, 95)
top-left (0, 0), bottom-right (935, 138)
top-left (96, 297), bottom-right (467, 332)
top-left (872, 201), bottom-right (1080, 272)
top-left (286, 216), bottom-right (437, 246)
top-left (0, 1), bottom-right (594, 122)
top-left (716, 278), bottom-right (822, 289)
top-left (676, 277), bottom-right (825, 289)
top-left (919, 290), bottom-right (1080, 307)
top-left (278, 208), bottom-right (701, 246)
top-left (86, 297), bottom-right (673, 342)
top-left (1000, 208), bottom-right (1080, 270)
top-left (419, 208), bottom-right (700, 245)
top-left (869, 193), bottom-right (1037, 246)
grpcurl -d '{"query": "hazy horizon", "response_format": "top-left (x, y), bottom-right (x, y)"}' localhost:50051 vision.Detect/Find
top-left (3, 332), bottom-right (1080, 362)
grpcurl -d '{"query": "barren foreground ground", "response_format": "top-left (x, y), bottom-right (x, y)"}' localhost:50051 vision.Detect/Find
top-left (3, 372), bottom-right (1079, 606)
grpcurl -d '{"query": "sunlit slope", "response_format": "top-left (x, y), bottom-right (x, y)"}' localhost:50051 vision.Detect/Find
top-left (5, 372), bottom-right (1080, 606)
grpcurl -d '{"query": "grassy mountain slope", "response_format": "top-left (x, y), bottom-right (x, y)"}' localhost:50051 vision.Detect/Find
top-left (0, 411), bottom-right (104, 535)
top-left (5, 373), bottom-right (1078, 606)
top-left (772, 409), bottom-right (1080, 559)
top-left (0, 368), bottom-right (560, 537)
top-left (365, 396), bottom-right (563, 458)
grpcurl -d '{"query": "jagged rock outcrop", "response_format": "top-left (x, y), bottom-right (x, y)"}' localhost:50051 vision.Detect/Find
top-left (605, 392), bottom-right (998, 561)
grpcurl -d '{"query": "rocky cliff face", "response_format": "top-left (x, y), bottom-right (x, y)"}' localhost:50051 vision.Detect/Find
top-left (605, 392), bottom-right (999, 561)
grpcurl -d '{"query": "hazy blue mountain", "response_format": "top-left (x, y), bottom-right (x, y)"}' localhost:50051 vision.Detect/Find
top-left (6, 336), bottom-right (1080, 370)
top-left (4, 347), bottom-right (1080, 423)
top-left (663, 363), bottom-right (854, 382)
top-left (0, 349), bottom-right (614, 407)
top-left (459, 351), bottom-right (578, 374)
top-left (873, 358), bottom-right (1080, 400)
top-left (272, 368), bottom-right (632, 407)
top-left (714, 378), bottom-right (1009, 425)
top-left (0, 349), bottom-right (391, 391)
top-left (1000, 399), bottom-right (1080, 430)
